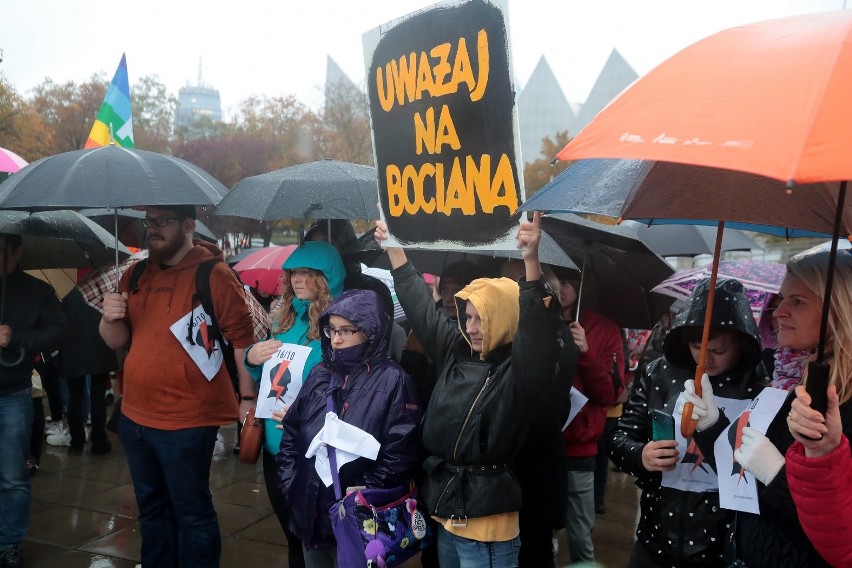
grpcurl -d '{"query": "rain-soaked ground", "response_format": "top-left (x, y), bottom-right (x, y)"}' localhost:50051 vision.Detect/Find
top-left (21, 410), bottom-right (639, 567)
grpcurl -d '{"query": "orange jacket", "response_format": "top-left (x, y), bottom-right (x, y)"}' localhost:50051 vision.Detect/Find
top-left (118, 241), bottom-right (254, 429)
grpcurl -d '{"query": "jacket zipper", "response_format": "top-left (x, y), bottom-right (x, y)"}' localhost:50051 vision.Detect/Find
top-left (433, 372), bottom-right (492, 514)
top-left (452, 373), bottom-right (492, 462)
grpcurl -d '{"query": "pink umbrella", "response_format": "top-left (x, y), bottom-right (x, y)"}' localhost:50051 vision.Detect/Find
top-left (0, 147), bottom-right (28, 174)
top-left (652, 259), bottom-right (787, 321)
top-left (233, 245), bottom-right (298, 296)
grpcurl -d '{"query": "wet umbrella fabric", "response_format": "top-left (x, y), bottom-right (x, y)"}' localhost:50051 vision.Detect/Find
top-left (0, 147), bottom-right (27, 174)
top-left (542, 214), bottom-right (674, 329)
top-left (652, 260), bottom-right (787, 321)
top-left (78, 208), bottom-right (218, 247)
top-left (0, 209), bottom-right (131, 269)
top-left (629, 223), bottom-right (761, 258)
top-left (520, 158), bottom-right (849, 238)
top-left (0, 145), bottom-right (228, 210)
top-left (215, 160), bottom-right (380, 221)
top-left (232, 245), bottom-right (298, 296)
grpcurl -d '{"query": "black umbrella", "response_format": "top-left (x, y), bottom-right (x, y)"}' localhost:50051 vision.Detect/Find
top-left (625, 222), bottom-right (762, 258)
top-left (542, 213), bottom-right (674, 329)
top-left (0, 210), bottom-right (131, 269)
top-left (79, 208), bottom-right (218, 247)
top-left (215, 159), bottom-right (380, 222)
top-left (345, 227), bottom-right (579, 275)
top-left (520, 158), bottom-right (846, 238)
top-left (0, 145), bottom-right (228, 210)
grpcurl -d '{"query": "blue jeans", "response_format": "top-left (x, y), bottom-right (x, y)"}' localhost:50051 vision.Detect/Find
top-left (437, 526), bottom-right (520, 568)
top-left (0, 388), bottom-right (32, 546)
top-left (118, 415), bottom-right (220, 568)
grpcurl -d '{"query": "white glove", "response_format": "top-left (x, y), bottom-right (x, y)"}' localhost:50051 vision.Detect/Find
top-left (677, 374), bottom-right (720, 431)
top-left (734, 426), bottom-right (785, 485)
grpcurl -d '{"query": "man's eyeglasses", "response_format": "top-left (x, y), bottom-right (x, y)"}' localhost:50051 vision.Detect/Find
top-left (322, 326), bottom-right (361, 339)
top-left (141, 217), bottom-right (184, 228)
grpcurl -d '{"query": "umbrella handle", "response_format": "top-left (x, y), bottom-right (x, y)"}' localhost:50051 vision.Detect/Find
top-left (680, 221), bottom-right (725, 439)
top-left (0, 346), bottom-right (26, 367)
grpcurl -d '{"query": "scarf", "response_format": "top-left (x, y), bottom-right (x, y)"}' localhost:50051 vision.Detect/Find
top-left (770, 347), bottom-right (810, 391)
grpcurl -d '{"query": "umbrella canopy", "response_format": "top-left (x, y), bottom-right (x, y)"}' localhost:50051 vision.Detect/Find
top-left (346, 227), bottom-right (579, 275)
top-left (557, 11), bottom-right (852, 186)
top-left (792, 238), bottom-right (852, 260)
top-left (626, 222), bottom-right (762, 258)
top-left (76, 250), bottom-right (271, 342)
top-left (26, 268), bottom-right (77, 299)
top-left (652, 260), bottom-right (787, 321)
top-left (215, 159), bottom-right (380, 221)
top-left (542, 213), bottom-right (674, 329)
top-left (0, 145), bottom-right (227, 210)
top-left (520, 159), bottom-right (849, 238)
top-left (0, 147), bottom-right (27, 174)
top-left (232, 245), bottom-right (297, 296)
top-left (0, 209), bottom-right (131, 269)
top-left (78, 207), bottom-right (217, 247)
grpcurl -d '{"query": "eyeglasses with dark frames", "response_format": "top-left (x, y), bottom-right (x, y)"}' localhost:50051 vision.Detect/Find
top-left (141, 217), bottom-right (184, 228)
top-left (322, 326), bottom-right (361, 339)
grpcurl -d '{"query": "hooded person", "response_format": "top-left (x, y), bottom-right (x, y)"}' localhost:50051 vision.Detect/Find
top-left (374, 214), bottom-right (562, 567)
top-left (276, 289), bottom-right (421, 564)
top-left (244, 240), bottom-right (346, 568)
top-left (609, 278), bottom-right (766, 568)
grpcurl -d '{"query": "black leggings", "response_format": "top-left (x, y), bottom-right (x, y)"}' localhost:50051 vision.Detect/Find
top-left (262, 450), bottom-right (306, 568)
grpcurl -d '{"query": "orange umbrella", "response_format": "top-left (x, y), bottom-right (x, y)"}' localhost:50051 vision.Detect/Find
top-left (555, 10), bottom-right (852, 437)
top-left (557, 10), bottom-right (852, 186)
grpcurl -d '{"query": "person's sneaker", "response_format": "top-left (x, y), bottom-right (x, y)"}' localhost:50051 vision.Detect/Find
top-left (46, 428), bottom-right (71, 447)
top-left (45, 421), bottom-right (66, 437)
top-left (595, 503), bottom-right (607, 515)
top-left (26, 457), bottom-right (39, 476)
top-left (0, 544), bottom-right (26, 567)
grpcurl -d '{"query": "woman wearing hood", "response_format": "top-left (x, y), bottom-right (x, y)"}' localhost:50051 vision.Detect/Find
top-left (609, 278), bottom-right (766, 567)
top-left (245, 240), bottom-right (346, 568)
top-left (374, 213), bottom-right (562, 567)
top-left (276, 288), bottom-right (421, 566)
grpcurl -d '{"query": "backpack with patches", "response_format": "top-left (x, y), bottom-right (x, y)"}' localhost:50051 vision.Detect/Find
top-left (129, 258), bottom-right (241, 386)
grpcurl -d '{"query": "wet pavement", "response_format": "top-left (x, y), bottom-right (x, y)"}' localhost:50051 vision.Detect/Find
top-left (22, 420), bottom-right (640, 567)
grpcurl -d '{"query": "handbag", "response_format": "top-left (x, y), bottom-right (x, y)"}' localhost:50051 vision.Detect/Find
top-left (106, 396), bottom-right (122, 434)
top-left (325, 393), bottom-right (432, 568)
top-left (724, 513), bottom-right (748, 568)
top-left (238, 406), bottom-right (264, 464)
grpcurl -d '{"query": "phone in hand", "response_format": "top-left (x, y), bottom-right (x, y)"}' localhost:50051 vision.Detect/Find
top-left (805, 361), bottom-right (830, 416)
top-left (652, 410), bottom-right (676, 441)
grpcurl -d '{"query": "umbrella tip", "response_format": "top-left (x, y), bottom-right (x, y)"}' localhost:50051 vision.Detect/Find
top-left (786, 179), bottom-right (795, 194)
top-left (549, 157), bottom-right (558, 166)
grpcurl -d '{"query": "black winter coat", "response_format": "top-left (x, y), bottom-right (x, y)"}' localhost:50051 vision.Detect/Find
top-left (60, 288), bottom-right (118, 378)
top-left (277, 289), bottom-right (421, 549)
top-left (610, 278), bottom-right (765, 567)
top-left (0, 270), bottom-right (67, 395)
top-left (393, 262), bottom-right (561, 520)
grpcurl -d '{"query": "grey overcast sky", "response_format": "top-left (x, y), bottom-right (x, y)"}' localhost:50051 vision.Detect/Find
top-left (0, 0), bottom-right (845, 118)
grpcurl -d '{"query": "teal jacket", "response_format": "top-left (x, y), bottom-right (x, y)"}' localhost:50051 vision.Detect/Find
top-left (246, 241), bottom-right (345, 455)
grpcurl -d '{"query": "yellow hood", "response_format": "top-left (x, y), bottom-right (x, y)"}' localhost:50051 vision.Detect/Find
top-left (455, 277), bottom-right (520, 360)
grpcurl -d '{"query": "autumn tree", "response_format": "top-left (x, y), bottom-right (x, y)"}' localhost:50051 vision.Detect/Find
top-left (522, 130), bottom-right (573, 199)
top-left (0, 75), bottom-right (54, 161)
top-left (131, 75), bottom-right (177, 152)
top-left (310, 79), bottom-right (374, 165)
top-left (30, 74), bottom-right (107, 153)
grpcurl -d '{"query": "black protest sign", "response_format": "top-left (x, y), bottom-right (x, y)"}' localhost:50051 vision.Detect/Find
top-left (366, 0), bottom-right (522, 247)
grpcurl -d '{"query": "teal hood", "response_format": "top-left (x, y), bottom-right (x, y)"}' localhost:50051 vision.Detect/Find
top-left (282, 241), bottom-right (346, 297)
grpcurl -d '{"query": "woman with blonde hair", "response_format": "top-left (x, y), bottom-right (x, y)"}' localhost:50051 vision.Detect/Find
top-left (244, 241), bottom-right (346, 568)
top-left (785, 251), bottom-right (852, 567)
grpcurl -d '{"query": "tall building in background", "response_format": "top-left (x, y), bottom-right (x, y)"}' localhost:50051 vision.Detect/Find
top-left (516, 48), bottom-right (637, 162)
top-left (175, 58), bottom-right (222, 138)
